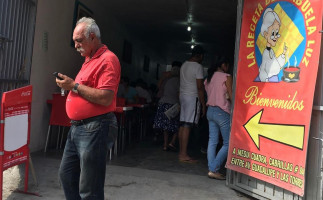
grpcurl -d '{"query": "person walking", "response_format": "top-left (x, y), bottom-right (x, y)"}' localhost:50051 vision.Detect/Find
top-left (56, 17), bottom-right (120, 199)
top-left (153, 61), bottom-right (181, 151)
top-left (178, 45), bottom-right (206, 163)
top-left (204, 56), bottom-right (232, 180)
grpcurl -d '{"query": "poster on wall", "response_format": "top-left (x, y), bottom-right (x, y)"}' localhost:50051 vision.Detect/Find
top-left (226, 0), bottom-right (322, 196)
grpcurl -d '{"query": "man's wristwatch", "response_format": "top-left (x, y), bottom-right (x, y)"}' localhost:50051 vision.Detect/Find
top-left (72, 83), bottom-right (79, 93)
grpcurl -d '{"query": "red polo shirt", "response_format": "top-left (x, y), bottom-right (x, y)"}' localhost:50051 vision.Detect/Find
top-left (66, 45), bottom-right (121, 120)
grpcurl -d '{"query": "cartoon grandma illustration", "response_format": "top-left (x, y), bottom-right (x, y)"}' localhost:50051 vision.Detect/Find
top-left (255, 8), bottom-right (288, 82)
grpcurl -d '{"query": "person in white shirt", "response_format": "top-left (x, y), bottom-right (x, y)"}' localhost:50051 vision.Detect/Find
top-left (178, 45), bottom-right (206, 163)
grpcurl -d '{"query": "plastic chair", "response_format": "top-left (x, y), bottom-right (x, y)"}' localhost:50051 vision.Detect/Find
top-left (117, 97), bottom-right (126, 107)
top-left (114, 97), bottom-right (136, 155)
top-left (138, 97), bottom-right (147, 104)
top-left (127, 98), bottom-right (148, 141)
top-left (44, 93), bottom-right (71, 152)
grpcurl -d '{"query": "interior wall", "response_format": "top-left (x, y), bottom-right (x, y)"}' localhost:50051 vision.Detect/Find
top-left (29, 0), bottom-right (166, 152)
top-left (81, 0), bottom-right (166, 84)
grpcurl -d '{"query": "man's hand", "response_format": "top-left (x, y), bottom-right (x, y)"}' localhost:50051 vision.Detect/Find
top-left (201, 104), bottom-right (206, 117)
top-left (55, 73), bottom-right (114, 106)
top-left (55, 73), bottom-right (76, 91)
top-left (196, 78), bottom-right (206, 118)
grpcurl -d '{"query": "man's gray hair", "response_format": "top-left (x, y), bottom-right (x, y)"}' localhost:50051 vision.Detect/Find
top-left (76, 17), bottom-right (101, 40)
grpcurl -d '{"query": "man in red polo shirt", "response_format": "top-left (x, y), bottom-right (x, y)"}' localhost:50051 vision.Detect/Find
top-left (55, 17), bottom-right (120, 200)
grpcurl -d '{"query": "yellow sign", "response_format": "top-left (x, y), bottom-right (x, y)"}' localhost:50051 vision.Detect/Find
top-left (244, 109), bottom-right (305, 149)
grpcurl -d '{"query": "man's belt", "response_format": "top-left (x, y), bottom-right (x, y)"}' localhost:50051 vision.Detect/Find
top-left (70, 113), bottom-right (109, 126)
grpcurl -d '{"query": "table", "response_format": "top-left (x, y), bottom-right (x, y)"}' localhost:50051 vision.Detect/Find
top-left (114, 106), bottom-right (134, 155)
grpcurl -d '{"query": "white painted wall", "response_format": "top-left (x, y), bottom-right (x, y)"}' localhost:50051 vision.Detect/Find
top-left (29, 0), bottom-right (166, 151)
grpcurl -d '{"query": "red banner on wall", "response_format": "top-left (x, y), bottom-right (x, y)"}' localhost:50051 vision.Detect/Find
top-left (226, 0), bottom-right (322, 196)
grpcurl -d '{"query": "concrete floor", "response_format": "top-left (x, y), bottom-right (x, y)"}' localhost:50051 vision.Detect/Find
top-left (3, 135), bottom-right (254, 200)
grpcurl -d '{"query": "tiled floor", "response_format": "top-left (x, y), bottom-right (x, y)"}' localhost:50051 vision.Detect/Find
top-left (45, 123), bottom-right (221, 177)
top-left (3, 130), bottom-right (254, 200)
top-left (109, 135), bottom-right (210, 177)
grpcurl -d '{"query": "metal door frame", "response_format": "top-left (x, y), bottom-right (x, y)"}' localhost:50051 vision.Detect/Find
top-left (0, 0), bottom-right (37, 98)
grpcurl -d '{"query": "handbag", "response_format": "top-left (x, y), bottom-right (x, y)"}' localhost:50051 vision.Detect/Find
top-left (164, 103), bottom-right (180, 120)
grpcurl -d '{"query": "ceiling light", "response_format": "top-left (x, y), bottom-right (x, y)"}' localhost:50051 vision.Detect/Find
top-left (187, 26), bottom-right (191, 31)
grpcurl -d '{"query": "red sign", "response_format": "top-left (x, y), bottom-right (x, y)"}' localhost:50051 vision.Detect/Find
top-left (0, 85), bottom-right (32, 199)
top-left (226, 0), bottom-right (322, 196)
top-left (2, 104), bottom-right (30, 169)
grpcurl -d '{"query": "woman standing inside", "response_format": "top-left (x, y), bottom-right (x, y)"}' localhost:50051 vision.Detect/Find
top-left (153, 61), bottom-right (182, 151)
top-left (204, 57), bottom-right (232, 180)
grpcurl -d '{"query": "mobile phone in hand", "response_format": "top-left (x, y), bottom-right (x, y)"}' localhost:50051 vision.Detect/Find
top-left (53, 72), bottom-right (63, 80)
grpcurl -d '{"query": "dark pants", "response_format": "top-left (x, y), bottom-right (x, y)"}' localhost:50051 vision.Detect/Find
top-left (59, 113), bottom-right (118, 200)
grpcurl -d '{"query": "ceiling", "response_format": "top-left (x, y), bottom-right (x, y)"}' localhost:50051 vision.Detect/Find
top-left (102, 0), bottom-right (238, 66)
